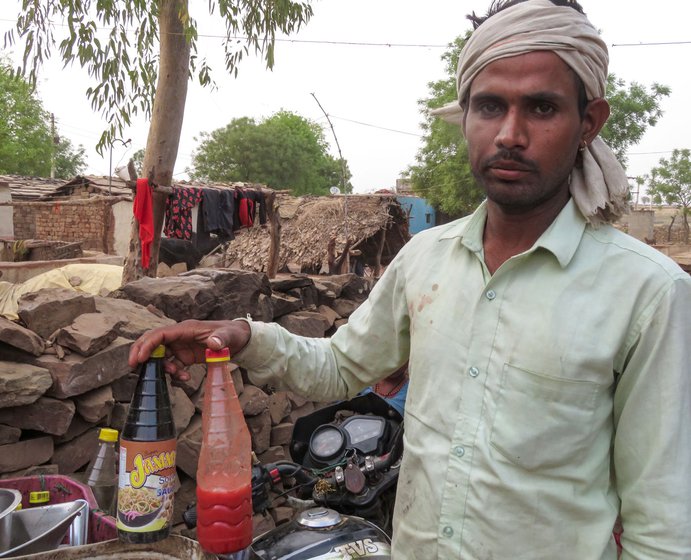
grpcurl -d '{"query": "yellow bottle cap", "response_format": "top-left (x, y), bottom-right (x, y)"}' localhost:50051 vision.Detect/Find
top-left (99, 427), bottom-right (119, 442)
top-left (29, 491), bottom-right (50, 504)
top-left (151, 345), bottom-right (166, 358)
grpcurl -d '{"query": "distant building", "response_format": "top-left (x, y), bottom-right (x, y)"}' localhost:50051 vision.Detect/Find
top-left (394, 178), bottom-right (436, 234)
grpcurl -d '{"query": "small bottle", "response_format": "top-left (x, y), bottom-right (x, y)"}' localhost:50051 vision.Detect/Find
top-left (29, 491), bottom-right (50, 507)
top-left (85, 427), bottom-right (119, 516)
top-left (196, 348), bottom-right (253, 557)
top-left (117, 344), bottom-right (177, 544)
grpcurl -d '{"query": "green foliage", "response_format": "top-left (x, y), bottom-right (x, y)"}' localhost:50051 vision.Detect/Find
top-left (0, 61), bottom-right (85, 178)
top-left (6, 0), bottom-right (313, 154)
top-left (601, 75), bottom-right (670, 166)
top-left (54, 137), bottom-right (87, 178)
top-left (647, 148), bottom-right (691, 241)
top-left (408, 35), bottom-right (670, 220)
top-left (408, 35), bottom-right (484, 218)
top-left (190, 110), bottom-right (351, 196)
top-left (131, 148), bottom-right (145, 175)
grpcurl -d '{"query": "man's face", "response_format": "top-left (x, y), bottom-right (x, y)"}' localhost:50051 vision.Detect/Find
top-left (463, 51), bottom-right (592, 213)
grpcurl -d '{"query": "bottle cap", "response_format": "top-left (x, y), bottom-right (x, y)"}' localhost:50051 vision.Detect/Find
top-left (29, 491), bottom-right (50, 505)
top-left (99, 427), bottom-right (119, 442)
top-left (151, 345), bottom-right (166, 358)
top-left (205, 348), bottom-right (231, 362)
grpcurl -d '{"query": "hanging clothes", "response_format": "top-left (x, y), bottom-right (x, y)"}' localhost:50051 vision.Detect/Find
top-left (164, 186), bottom-right (203, 240)
top-left (245, 189), bottom-right (267, 226)
top-left (133, 178), bottom-right (154, 269)
top-left (202, 188), bottom-right (234, 237)
top-left (234, 187), bottom-right (267, 230)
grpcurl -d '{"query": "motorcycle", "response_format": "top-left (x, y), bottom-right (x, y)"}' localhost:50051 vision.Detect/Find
top-left (184, 392), bottom-right (404, 559)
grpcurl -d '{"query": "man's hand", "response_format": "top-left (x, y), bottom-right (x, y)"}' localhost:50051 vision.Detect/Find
top-left (127, 319), bottom-right (252, 380)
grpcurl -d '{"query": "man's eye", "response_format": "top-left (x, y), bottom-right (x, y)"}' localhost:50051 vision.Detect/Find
top-left (479, 102), bottom-right (501, 115)
top-left (534, 103), bottom-right (555, 115)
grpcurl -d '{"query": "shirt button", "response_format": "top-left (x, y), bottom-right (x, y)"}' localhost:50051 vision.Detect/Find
top-left (468, 366), bottom-right (479, 378)
top-left (443, 526), bottom-right (454, 538)
top-left (454, 446), bottom-right (465, 457)
top-left (486, 289), bottom-right (496, 300)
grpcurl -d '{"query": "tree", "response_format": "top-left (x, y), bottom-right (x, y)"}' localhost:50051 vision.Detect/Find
top-left (407, 36), bottom-right (483, 218)
top-left (0, 61), bottom-right (86, 178)
top-left (190, 110), bottom-right (351, 195)
top-left (409, 36), bottom-right (670, 219)
top-left (54, 138), bottom-right (87, 179)
top-left (600, 75), bottom-right (670, 166)
top-left (7, 0), bottom-right (313, 282)
top-left (647, 149), bottom-right (691, 243)
top-left (131, 148), bottom-right (145, 176)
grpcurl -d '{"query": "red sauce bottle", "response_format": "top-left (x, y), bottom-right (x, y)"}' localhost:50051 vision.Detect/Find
top-left (196, 348), bottom-right (253, 555)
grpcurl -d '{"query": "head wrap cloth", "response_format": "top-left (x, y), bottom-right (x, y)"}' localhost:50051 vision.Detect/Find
top-left (434, 0), bottom-right (629, 225)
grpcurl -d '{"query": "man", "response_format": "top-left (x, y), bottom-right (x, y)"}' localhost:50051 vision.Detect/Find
top-left (361, 363), bottom-right (409, 417)
top-left (130, 0), bottom-right (691, 557)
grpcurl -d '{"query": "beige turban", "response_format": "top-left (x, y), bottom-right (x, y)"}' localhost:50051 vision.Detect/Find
top-left (433, 0), bottom-right (629, 225)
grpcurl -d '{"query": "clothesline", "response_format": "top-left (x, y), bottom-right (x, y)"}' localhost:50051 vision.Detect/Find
top-left (163, 184), bottom-right (268, 243)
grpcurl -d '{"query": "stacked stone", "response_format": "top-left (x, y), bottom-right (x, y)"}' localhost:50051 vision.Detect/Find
top-left (0, 268), bottom-right (371, 534)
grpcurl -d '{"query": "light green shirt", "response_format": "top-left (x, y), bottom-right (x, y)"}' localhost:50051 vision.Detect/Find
top-left (237, 199), bottom-right (691, 559)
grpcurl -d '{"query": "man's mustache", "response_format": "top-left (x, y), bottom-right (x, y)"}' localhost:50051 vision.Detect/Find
top-left (483, 150), bottom-right (537, 171)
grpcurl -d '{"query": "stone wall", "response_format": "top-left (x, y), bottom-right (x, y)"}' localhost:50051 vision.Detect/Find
top-left (12, 198), bottom-right (116, 253)
top-left (0, 269), bottom-right (371, 537)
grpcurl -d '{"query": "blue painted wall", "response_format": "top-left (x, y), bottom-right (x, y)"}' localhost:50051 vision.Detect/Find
top-left (397, 196), bottom-right (436, 234)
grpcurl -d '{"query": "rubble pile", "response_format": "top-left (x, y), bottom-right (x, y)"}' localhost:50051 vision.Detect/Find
top-left (0, 268), bottom-right (372, 535)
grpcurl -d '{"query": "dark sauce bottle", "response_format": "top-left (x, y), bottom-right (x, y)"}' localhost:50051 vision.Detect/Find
top-left (117, 344), bottom-right (177, 544)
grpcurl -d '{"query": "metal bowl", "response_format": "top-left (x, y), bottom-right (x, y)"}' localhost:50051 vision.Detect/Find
top-left (0, 489), bottom-right (22, 551)
top-left (0, 489), bottom-right (22, 516)
top-left (0, 499), bottom-right (88, 557)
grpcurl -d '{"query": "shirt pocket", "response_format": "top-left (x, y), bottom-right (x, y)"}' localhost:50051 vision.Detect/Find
top-left (489, 363), bottom-right (605, 471)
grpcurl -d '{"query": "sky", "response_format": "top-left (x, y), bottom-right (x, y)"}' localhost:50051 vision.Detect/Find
top-left (1, 0), bottom-right (690, 195)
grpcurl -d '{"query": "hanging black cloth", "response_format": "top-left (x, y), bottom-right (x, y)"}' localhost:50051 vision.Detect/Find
top-left (202, 188), bottom-right (234, 237)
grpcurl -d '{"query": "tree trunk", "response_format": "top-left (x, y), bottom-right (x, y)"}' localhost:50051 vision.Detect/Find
top-left (122, 0), bottom-right (191, 285)
top-left (374, 227), bottom-right (386, 278)
top-left (667, 215), bottom-right (676, 243)
top-left (265, 191), bottom-right (281, 279)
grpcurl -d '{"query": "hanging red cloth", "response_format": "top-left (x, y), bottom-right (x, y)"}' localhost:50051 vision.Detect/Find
top-left (133, 178), bottom-right (154, 269)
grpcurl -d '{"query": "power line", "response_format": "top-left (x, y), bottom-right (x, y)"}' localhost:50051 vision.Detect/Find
top-left (0, 17), bottom-right (448, 49)
top-left (196, 33), bottom-right (447, 48)
top-left (612, 41), bottom-right (691, 47)
top-left (628, 150), bottom-right (683, 156)
top-left (329, 115), bottom-right (422, 137)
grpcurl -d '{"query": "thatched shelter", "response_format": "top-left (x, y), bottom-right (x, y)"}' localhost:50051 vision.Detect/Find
top-left (221, 193), bottom-right (410, 276)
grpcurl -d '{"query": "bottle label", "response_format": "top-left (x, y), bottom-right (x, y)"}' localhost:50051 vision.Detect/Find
top-left (116, 438), bottom-right (177, 533)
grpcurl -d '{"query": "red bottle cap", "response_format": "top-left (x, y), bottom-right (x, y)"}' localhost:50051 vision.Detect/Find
top-left (205, 348), bottom-right (231, 362)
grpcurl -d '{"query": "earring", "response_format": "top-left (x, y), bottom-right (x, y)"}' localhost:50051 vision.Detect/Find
top-left (579, 140), bottom-right (588, 153)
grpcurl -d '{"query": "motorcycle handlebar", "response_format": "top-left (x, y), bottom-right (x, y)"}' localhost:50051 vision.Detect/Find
top-left (181, 451), bottom-right (398, 530)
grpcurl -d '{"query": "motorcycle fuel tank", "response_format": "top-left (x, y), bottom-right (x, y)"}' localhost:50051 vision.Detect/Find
top-left (251, 507), bottom-right (391, 560)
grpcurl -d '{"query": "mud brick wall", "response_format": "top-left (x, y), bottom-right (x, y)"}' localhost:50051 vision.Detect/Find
top-left (12, 198), bottom-right (115, 253)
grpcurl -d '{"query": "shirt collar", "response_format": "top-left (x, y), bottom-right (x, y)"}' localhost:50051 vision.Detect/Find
top-left (533, 198), bottom-right (587, 268)
top-left (439, 198), bottom-right (587, 268)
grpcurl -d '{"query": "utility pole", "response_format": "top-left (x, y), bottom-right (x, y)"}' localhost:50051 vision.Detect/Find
top-left (311, 93), bottom-right (350, 273)
top-left (50, 113), bottom-right (56, 179)
top-left (310, 93), bottom-right (348, 195)
top-left (109, 138), bottom-right (132, 195)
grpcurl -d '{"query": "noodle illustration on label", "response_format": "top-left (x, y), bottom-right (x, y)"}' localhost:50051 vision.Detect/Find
top-left (117, 438), bottom-right (177, 533)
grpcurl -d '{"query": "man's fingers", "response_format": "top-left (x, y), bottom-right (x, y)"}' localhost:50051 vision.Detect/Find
top-left (127, 319), bottom-right (246, 369)
top-left (164, 358), bottom-right (191, 382)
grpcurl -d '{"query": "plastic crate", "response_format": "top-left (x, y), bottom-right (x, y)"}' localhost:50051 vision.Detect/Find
top-left (0, 475), bottom-right (117, 543)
